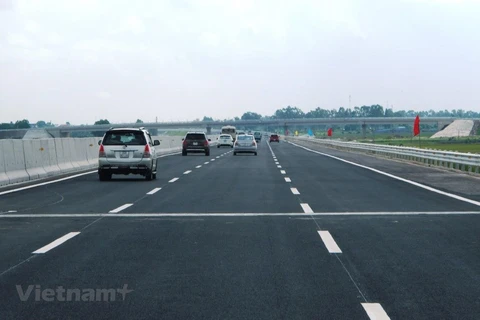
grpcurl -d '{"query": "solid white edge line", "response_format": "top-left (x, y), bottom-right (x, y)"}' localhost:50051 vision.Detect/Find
top-left (318, 231), bottom-right (342, 253)
top-left (361, 303), bottom-right (391, 320)
top-left (280, 170), bottom-right (286, 174)
top-left (291, 188), bottom-right (300, 195)
top-left (169, 177), bottom-right (179, 183)
top-left (147, 188), bottom-right (162, 195)
top-left (288, 141), bottom-right (480, 207)
top-left (184, 170), bottom-right (192, 174)
top-left (0, 171), bottom-right (96, 196)
top-left (301, 203), bottom-right (313, 213)
top-left (1, 211), bottom-right (479, 218)
top-left (285, 177), bottom-right (292, 182)
top-left (32, 232), bottom-right (81, 254)
top-left (109, 203), bottom-right (134, 213)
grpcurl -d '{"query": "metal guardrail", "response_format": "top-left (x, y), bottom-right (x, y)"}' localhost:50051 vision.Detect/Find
top-left (288, 137), bottom-right (480, 173)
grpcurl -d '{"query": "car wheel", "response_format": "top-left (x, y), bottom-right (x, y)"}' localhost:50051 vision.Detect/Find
top-left (231, 145), bottom-right (233, 148)
top-left (99, 171), bottom-right (111, 181)
top-left (205, 150), bottom-right (210, 156)
top-left (233, 152), bottom-right (237, 156)
top-left (254, 152), bottom-right (257, 156)
top-left (145, 171), bottom-right (153, 181)
top-left (217, 145), bottom-right (220, 148)
top-left (182, 151), bottom-right (187, 156)
top-left (152, 173), bottom-right (157, 180)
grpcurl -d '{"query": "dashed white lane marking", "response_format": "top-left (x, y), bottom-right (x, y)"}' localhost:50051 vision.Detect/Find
top-left (32, 232), bottom-right (81, 254)
top-left (361, 303), bottom-right (391, 320)
top-left (318, 231), bottom-right (342, 253)
top-left (280, 170), bottom-right (286, 174)
top-left (1, 211), bottom-right (479, 218)
top-left (216, 156), bottom-right (220, 158)
top-left (300, 203), bottom-right (313, 213)
top-left (184, 170), bottom-right (192, 175)
top-left (147, 188), bottom-right (162, 195)
top-left (109, 203), bottom-right (134, 213)
top-left (285, 177), bottom-right (291, 182)
top-left (291, 188), bottom-right (300, 195)
top-left (275, 162), bottom-right (279, 165)
top-left (196, 165), bottom-right (202, 168)
top-left (288, 141), bottom-right (480, 207)
top-left (277, 165), bottom-right (282, 168)
top-left (204, 162), bottom-right (209, 164)
top-left (211, 159), bottom-right (216, 161)
top-left (169, 178), bottom-right (179, 183)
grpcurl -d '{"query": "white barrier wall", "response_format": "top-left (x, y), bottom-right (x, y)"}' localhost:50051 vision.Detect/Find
top-left (4, 140), bottom-right (29, 184)
top-left (23, 139), bottom-right (48, 180)
top-left (0, 141), bottom-right (10, 186)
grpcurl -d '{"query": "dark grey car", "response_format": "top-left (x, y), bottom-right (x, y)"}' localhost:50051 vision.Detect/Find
top-left (182, 132), bottom-right (211, 156)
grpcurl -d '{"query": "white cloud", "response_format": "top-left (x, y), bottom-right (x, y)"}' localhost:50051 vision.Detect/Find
top-left (7, 33), bottom-right (33, 48)
top-left (24, 20), bottom-right (40, 33)
top-left (198, 32), bottom-right (220, 47)
top-left (97, 91), bottom-right (111, 99)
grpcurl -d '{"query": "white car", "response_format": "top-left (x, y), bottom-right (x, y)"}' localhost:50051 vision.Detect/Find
top-left (217, 134), bottom-right (234, 148)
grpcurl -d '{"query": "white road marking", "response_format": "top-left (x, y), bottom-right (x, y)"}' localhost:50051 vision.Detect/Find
top-left (196, 165), bottom-right (202, 168)
top-left (0, 171), bottom-right (96, 196)
top-left (184, 170), bottom-right (192, 175)
top-left (291, 188), bottom-right (300, 195)
top-left (211, 159), bottom-right (215, 161)
top-left (109, 203), bottom-right (134, 213)
top-left (216, 156), bottom-right (220, 158)
top-left (285, 177), bottom-right (291, 182)
top-left (147, 188), bottom-right (162, 195)
top-left (318, 231), bottom-right (342, 253)
top-left (1, 211), bottom-right (479, 218)
top-left (288, 141), bottom-right (480, 207)
top-left (169, 178), bottom-right (179, 183)
top-left (204, 162), bottom-right (209, 164)
top-left (301, 203), bottom-right (313, 213)
top-left (275, 162), bottom-right (279, 165)
top-left (277, 165), bottom-right (282, 168)
top-left (361, 303), bottom-right (391, 320)
top-left (32, 232), bottom-right (80, 254)
top-left (280, 170), bottom-right (286, 174)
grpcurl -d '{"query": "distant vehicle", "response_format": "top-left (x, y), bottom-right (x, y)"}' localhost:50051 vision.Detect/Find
top-left (269, 134), bottom-right (280, 143)
top-left (182, 132), bottom-right (211, 156)
top-left (234, 134), bottom-right (257, 156)
top-left (97, 127), bottom-right (160, 181)
top-left (217, 134), bottom-right (234, 148)
top-left (253, 132), bottom-right (262, 142)
top-left (221, 125), bottom-right (237, 141)
top-left (237, 131), bottom-right (246, 136)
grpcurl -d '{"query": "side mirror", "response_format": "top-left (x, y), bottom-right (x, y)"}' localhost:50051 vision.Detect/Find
top-left (182, 138), bottom-right (184, 141)
top-left (154, 140), bottom-right (160, 146)
top-left (98, 140), bottom-right (102, 145)
top-left (208, 139), bottom-right (211, 141)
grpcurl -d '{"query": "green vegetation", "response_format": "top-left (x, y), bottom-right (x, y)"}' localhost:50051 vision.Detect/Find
top-left (359, 137), bottom-right (480, 153)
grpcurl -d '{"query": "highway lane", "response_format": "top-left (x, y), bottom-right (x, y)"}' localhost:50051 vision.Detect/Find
top-left (0, 147), bottom-right (228, 214)
top-left (123, 140), bottom-right (301, 213)
top-left (0, 137), bottom-right (479, 319)
top-left (270, 140), bottom-right (480, 212)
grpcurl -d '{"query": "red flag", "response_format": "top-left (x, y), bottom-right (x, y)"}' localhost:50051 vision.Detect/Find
top-left (327, 128), bottom-right (333, 137)
top-left (413, 115), bottom-right (420, 136)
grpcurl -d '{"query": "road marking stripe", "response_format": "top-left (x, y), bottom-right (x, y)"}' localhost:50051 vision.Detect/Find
top-left (275, 162), bottom-right (279, 165)
top-left (277, 165), bottom-right (282, 168)
top-left (318, 231), bottom-right (342, 253)
top-left (147, 188), bottom-right (162, 195)
top-left (285, 177), bottom-right (291, 182)
top-left (1, 211), bottom-right (480, 218)
top-left (169, 178), bottom-right (179, 183)
top-left (0, 171), bottom-right (96, 196)
top-left (32, 232), bottom-right (80, 254)
top-left (301, 203), bottom-right (313, 213)
top-left (196, 165), bottom-right (202, 168)
top-left (216, 156), bottom-right (220, 158)
top-left (184, 170), bottom-right (192, 174)
top-left (291, 188), bottom-right (300, 195)
top-left (280, 170), bottom-right (286, 174)
top-left (204, 162), bottom-right (209, 164)
top-left (109, 203), bottom-right (133, 213)
top-left (289, 141), bottom-right (480, 207)
top-left (211, 159), bottom-right (215, 161)
top-left (361, 303), bottom-right (391, 320)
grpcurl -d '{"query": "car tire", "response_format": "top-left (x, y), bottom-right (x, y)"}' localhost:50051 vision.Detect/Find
top-left (99, 171), bottom-right (111, 181)
top-left (205, 150), bottom-right (210, 156)
top-left (182, 151), bottom-right (187, 156)
top-left (217, 145), bottom-right (220, 148)
top-left (145, 171), bottom-right (153, 181)
top-left (233, 152), bottom-right (237, 156)
top-left (254, 152), bottom-right (257, 156)
top-left (152, 173), bottom-right (157, 180)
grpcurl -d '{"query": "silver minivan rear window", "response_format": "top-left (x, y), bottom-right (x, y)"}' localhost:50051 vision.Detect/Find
top-left (103, 131), bottom-right (147, 145)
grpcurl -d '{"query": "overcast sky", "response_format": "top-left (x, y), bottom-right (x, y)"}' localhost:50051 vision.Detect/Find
top-left (1, 0), bottom-right (479, 124)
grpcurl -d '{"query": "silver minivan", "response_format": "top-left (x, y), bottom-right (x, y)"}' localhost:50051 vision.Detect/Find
top-left (98, 128), bottom-right (160, 181)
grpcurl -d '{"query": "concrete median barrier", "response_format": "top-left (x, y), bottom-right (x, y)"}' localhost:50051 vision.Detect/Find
top-left (0, 141), bottom-right (10, 186)
top-left (55, 138), bottom-right (75, 173)
top-left (23, 139), bottom-right (48, 180)
top-left (41, 139), bottom-right (62, 176)
top-left (3, 139), bottom-right (30, 184)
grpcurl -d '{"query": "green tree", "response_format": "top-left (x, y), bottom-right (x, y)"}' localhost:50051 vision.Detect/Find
top-left (202, 116), bottom-right (213, 122)
top-left (36, 120), bottom-right (47, 128)
top-left (241, 112), bottom-right (262, 120)
top-left (0, 122), bottom-right (14, 129)
top-left (136, 119), bottom-right (143, 124)
top-left (274, 106), bottom-right (305, 119)
top-left (94, 119), bottom-right (110, 125)
top-left (15, 119), bottom-right (31, 129)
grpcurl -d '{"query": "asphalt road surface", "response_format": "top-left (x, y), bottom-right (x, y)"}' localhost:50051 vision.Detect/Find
top-left (0, 140), bottom-right (479, 319)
